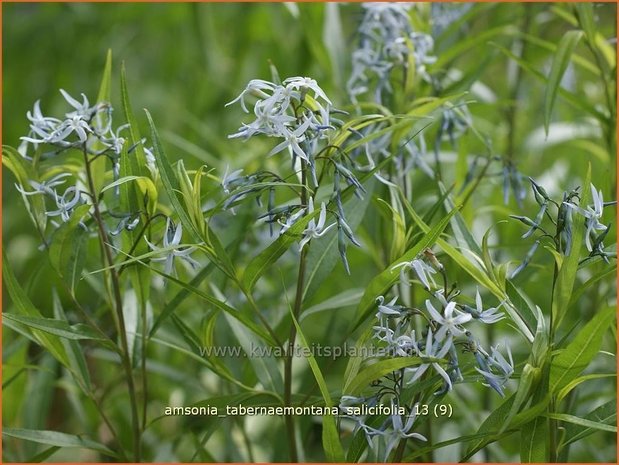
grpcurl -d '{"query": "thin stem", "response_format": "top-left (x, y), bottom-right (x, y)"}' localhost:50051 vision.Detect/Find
top-left (83, 148), bottom-right (142, 462)
top-left (140, 298), bottom-right (148, 431)
top-left (283, 166), bottom-right (309, 462)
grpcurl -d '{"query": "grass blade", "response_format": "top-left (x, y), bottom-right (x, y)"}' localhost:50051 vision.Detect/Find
top-left (544, 30), bottom-right (584, 135)
top-left (289, 310), bottom-right (344, 462)
top-left (550, 305), bottom-right (615, 392)
top-left (3, 428), bottom-right (117, 458)
top-left (344, 357), bottom-right (424, 395)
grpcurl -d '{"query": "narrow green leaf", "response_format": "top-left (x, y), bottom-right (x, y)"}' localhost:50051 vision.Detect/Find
top-left (345, 357), bottom-right (425, 396)
top-left (302, 288), bottom-right (364, 322)
top-left (48, 204), bottom-right (90, 293)
top-left (518, 31), bottom-right (598, 75)
top-left (520, 416), bottom-right (548, 462)
top-left (492, 42), bottom-right (603, 120)
top-left (103, 175), bottom-right (157, 216)
top-left (552, 164), bottom-right (590, 330)
top-left (52, 291), bottom-right (92, 392)
top-left (439, 181), bottom-right (482, 256)
top-left (573, 4), bottom-right (596, 47)
top-left (150, 262), bottom-right (215, 337)
top-left (404, 430), bottom-right (513, 462)
top-left (544, 30), bottom-right (584, 135)
top-left (562, 400), bottom-right (616, 447)
top-left (3, 251), bottom-right (69, 366)
top-left (463, 395), bottom-right (549, 460)
top-left (145, 335), bottom-right (255, 392)
top-left (546, 413), bottom-right (617, 433)
top-left (557, 373), bottom-right (616, 403)
top-left (433, 24), bottom-right (518, 68)
top-left (505, 280), bottom-right (538, 336)
top-left (138, 257), bottom-right (277, 347)
top-left (96, 49), bottom-right (113, 106)
top-left (3, 314), bottom-right (114, 346)
top-left (550, 305), bottom-right (615, 392)
top-left (289, 310), bottom-right (344, 462)
top-left (342, 322), bottom-right (374, 397)
top-left (323, 3), bottom-right (345, 86)
top-left (144, 110), bottom-right (203, 243)
top-left (568, 263), bottom-right (616, 309)
top-left (3, 428), bottom-right (117, 458)
top-left (91, 50), bottom-right (113, 194)
top-left (120, 62), bottom-right (147, 177)
top-left (499, 363), bottom-right (541, 434)
top-left (170, 313), bottom-right (203, 354)
top-left (25, 446), bottom-right (60, 462)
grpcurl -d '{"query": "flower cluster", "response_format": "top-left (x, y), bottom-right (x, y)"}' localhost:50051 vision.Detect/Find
top-left (430, 3), bottom-right (473, 37)
top-left (226, 76), bottom-right (364, 272)
top-left (227, 76), bottom-right (339, 184)
top-left (339, 249), bottom-right (512, 460)
top-left (339, 396), bottom-right (426, 461)
top-left (370, 283), bottom-right (509, 396)
top-left (510, 178), bottom-right (615, 276)
top-left (15, 90), bottom-right (131, 231)
top-left (14, 89), bottom-right (198, 276)
top-left (19, 90), bottom-right (125, 158)
top-left (348, 3), bottom-right (436, 104)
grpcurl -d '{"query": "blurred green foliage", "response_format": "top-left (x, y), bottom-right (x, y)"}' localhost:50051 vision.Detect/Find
top-left (3, 3), bottom-right (616, 462)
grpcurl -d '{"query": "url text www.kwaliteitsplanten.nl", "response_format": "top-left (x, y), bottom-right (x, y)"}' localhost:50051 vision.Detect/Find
top-left (198, 343), bottom-right (393, 360)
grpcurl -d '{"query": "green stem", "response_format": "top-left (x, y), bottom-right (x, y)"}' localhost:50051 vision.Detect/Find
top-left (83, 149), bottom-right (142, 462)
top-left (548, 244), bottom-right (561, 461)
top-left (283, 166), bottom-right (309, 462)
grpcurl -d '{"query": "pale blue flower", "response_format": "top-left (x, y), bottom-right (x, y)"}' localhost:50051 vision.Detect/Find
top-left (60, 89), bottom-right (97, 119)
top-left (27, 100), bottom-right (61, 129)
top-left (221, 166), bottom-right (245, 194)
top-left (462, 288), bottom-right (505, 324)
top-left (425, 300), bottom-right (472, 341)
top-left (225, 79), bottom-right (279, 113)
top-left (143, 146), bottom-right (159, 179)
top-left (298, 198), bottom-right (336, 251)
top-left (282, 76), bottom-right (332, 105)
top-left (46, 186), bottom-right (83, 223)
top-left (391, 257), bottom-right (437, 290)
top-left (363, 400), bottom-right (427, 461)
top-left (278, 207), bottom-right (306, 234)
top-left (145, 219), bottom-right (199, 275)
top-left (15, 173), bottom-right (71, 197)
top-left (101, 123), bottom-right (129, 155)
top-left (382, 407), bottom-right (427, 460)
top-left (375, 295), bottom-right (401, 318)
top-left (268, 118), bottom-right (312, 162)
top-left (475, 343), bottom-right (514, 397)
top-left (405, 328), bottom-right (453, 390)
top-left (564, 183), bottom-right (608, 251)
top-left (50, 115), bottom-right (92, 144)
